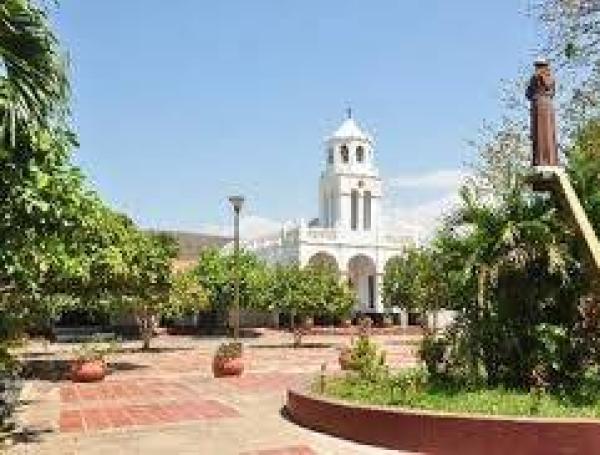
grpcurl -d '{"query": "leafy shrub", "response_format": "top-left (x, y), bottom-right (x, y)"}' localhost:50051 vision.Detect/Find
top-left (388, 368), bottom-right (427, 404)
top-left (348, 335), bottom-right (388, 381)
top-left (533, 323), bottom-right (589, 391)
top-left (0, 344), bottom-right (20, 376)
top-left (215, 341), bottom-right (243, 359)
top-left (418, 334), bottom-right (448, 377)
top-left (72, 337), bottom-right (119, 362)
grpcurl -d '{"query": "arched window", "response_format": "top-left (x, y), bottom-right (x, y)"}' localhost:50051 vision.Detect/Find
top-left (351, 189), bottom-right (358, 230)
top-left (327, 148), bottom-right (334, 164)
top-left (356, 146), bottom-right (364, 163)
top-left (340, 145), bottom-right (349, 163)
top-left (363, 191), bottom-right (371, 230)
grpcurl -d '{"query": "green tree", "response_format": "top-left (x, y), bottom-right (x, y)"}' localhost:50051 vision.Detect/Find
top-left (437, 178), bottom-right (587, 387)
top-left (567, 118), bottom-right (600, 231)
top-left (383, 246), bottom-right (451, 330)
top-left (0, 2), bottom-right (204, 358)
top-left (383, 247), bottom-right (427, 313)
top-left (195, 248), bottom-right (270, 331)
top-left (267, 263), bottom-right (354, 346)
top-left (126, 232), bottom-right (176, 350)
top-left (169, 268), bottom-right (209, 318)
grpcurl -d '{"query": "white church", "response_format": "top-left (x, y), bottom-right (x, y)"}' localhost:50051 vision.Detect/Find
top-left (244, 112), bottom-right (415, 316)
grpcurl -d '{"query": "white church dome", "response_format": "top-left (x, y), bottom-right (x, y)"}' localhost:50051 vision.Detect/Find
top-left (329, 115), bottom-right (372, 143)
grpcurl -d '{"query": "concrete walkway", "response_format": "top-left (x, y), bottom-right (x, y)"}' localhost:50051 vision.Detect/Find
top-left (4, 331), bottom-right (420, 454)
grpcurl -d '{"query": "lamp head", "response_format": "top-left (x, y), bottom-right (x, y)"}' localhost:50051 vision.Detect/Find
top-left (228, 195), bottom-right (245, 212)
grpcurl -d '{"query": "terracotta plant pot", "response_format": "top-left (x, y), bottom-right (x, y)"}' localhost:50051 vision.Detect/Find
top-left (71, 359), bottom-right (107, 382)
top-left (339, 348), bottom-right (354, 370)
top-left (212, 356), bottom-right (244, 378)
top-left (383, 317), bottom-right (394, 328)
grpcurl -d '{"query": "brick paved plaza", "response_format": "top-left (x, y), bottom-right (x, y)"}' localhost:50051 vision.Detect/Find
top-left (5, 330), bottom-right (419, 454)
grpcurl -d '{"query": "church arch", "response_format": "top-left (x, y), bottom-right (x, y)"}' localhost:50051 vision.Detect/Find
top-left (347, 254), bottom-right (377, 311)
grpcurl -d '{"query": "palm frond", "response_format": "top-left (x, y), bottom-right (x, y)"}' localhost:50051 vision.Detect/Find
top-left (0, 0), bottom-right (68, 149)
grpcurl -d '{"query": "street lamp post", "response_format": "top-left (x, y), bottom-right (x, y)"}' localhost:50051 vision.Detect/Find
top-left (228, 195), bottom-right (244, 340)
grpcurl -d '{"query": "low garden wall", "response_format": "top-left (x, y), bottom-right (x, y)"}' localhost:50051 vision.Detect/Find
top-left (286, 388), bottom-right (600, 455)
top-left (305, 326), bottom-right (422, 336)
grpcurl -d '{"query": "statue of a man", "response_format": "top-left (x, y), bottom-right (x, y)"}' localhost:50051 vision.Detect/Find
top-left (526, 60), bottom-right (559, 167)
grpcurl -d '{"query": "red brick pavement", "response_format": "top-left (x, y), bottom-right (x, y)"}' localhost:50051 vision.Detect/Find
top-left (59, 399), bottom-right (239, 433)
top-left (48, 334), bottom-right (419, 442)
top-left (60, 379), bottom-right (197, 404)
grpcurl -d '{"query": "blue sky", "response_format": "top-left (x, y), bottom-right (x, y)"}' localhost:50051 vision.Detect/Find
top-left (54, 1), bottom-right (539, 237)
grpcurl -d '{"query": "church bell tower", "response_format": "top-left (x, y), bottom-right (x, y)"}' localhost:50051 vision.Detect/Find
top-left (319, 111), bottom-right (381, 234)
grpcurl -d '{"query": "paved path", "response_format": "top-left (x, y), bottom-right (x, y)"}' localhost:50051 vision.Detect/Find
top-left (5, 331), bottom-right (420, 454)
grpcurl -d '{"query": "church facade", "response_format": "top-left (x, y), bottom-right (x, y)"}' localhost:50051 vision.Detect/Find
top-left (245, 114), bottom-right (415, 316)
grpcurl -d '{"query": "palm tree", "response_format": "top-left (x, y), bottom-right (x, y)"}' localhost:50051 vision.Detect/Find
top-left (448, 185), bottom-right (570, 302)
top-left (0, 0), bottom-right (68, 149)
top-left (438, 184), bottom-right (575, 385)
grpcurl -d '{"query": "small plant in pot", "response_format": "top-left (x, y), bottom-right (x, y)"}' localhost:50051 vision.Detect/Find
top-left (70, 339), bottom-right (116, 383)
top-left (213, 341), bottom-right (244, 378)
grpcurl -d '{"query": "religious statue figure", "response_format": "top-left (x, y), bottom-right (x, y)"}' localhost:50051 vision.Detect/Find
top-left (526, 60), bottom-right (559, 167)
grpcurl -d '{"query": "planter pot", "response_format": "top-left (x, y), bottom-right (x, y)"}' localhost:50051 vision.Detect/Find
top-left (212, 356), bottom-right (244, 378)
top-left (303, 317), bottom-right (314, 330)
top-left (382, 317), bottom-right (394, 328)
top-left (339, 349), bottom-right (354, 370)
top-left (340, 319), bottom-right (352, 328)
top-left (71, 360), bottom-right (107, 382)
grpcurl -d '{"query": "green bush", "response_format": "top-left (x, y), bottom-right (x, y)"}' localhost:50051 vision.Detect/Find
top-left (387, 368), bottom-right (427, 404)
top-left (348, 335), bottom-right (388, 382)
top-left (418, 334), bottom-right (448, 377)
top-left (214, 341), bottom-right (243, 360)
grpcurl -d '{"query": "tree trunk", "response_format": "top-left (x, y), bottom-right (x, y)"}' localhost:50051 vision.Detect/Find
top-left (142, 326), bottom-right (152, 351)
top-left (293, 329), bottom-right (302, 348)
top-left (471, 266), bottom-right (487, 378)
top-left (431, 310), bottom-right (438, 333)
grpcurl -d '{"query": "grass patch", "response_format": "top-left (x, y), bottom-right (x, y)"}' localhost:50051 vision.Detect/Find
top-left (318, 373), bottom-right (600, 419)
